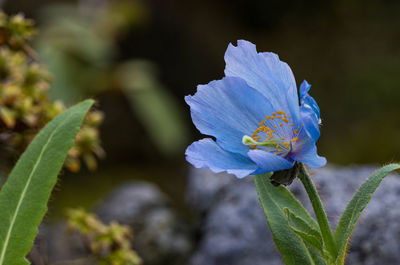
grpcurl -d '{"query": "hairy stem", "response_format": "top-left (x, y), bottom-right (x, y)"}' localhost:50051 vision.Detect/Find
top-left (298, 163), bottom-right (337, 258)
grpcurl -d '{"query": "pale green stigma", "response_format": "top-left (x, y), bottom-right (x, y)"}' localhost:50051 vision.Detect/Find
top-left (242, 135), bottom-right (276, 147)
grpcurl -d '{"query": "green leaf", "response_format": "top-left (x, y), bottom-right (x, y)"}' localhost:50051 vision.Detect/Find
top-left (256, 174), bottom-right (319, 230)
top-left (334, 163), bottom-right (400, 264)
top-left (284, 208), bottom-right (324, 254)
top-left (254, 173), bottom-right (320, 265)
top-left (0, 99), bottom-right (94, 265)
top-left (305, 244), bottom-right (327, 265)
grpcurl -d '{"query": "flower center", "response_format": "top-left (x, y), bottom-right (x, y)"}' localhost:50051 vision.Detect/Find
top-left (242, 110), bottom-right (300, 155)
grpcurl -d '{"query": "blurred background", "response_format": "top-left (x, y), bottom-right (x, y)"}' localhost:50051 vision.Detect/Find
top-left (1, 0), bottom-right (400, 218)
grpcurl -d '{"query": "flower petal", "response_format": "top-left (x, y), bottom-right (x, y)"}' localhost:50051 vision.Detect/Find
top-left (248, 149), bottom-right (295, 173)
top-left (185, 138), bottom-right (258, 178)
top-left (289, 129), bottom-right (326, 168)
top-left (224, 40), bottom-right (298, 116)
top-left (299, 80), bottom-right (321, 141)
top-left (300, 80), bottom-right (320, 119)
top-left (185, 76), bottom-right (275, 156)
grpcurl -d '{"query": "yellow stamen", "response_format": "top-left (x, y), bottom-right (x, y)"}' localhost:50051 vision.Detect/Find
top-left (247, 111), bottom-right (299, 151)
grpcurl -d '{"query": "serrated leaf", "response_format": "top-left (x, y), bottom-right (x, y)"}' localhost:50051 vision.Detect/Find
top-left (0, 99), bottom-right (94, 265)
top-left (334, 164), bottom-right (400, 264)
top-left (254, 173), bottom-right (319, 265)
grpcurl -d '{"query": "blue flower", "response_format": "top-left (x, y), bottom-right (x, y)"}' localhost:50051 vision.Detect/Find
top-left (185, 40), bottom-right (326, 178)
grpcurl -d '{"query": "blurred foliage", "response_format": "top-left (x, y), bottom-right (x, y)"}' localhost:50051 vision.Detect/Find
top-left (66, 111), bottom-right (105, 172)
top-left (130, 0), bottom-right (400, 165)
top-left (67, 208), bottom-right (142, 265)
top-left (1, 0), bottom-right (400, 165)
top-left (116, 61), bottom-right (188, 155)
top-left (35, 0), bottom-right (188, 156)
top-left (0, 12), bottom-right (104, 172)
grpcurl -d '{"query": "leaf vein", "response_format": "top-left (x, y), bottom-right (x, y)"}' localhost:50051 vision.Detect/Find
top-left (0, 111), bottom-right (73, 265)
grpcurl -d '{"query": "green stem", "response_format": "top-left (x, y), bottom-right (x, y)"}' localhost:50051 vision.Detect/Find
top-left (298, 163), bottom-right (337, 258)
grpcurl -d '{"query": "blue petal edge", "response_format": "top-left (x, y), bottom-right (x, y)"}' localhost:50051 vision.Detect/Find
top-left (185, 138), bottom-right (258, 178)
top-left (248, 149), bottom-right (295, 173)
top-left (224, 39), bottom-right (299, 116)
top-left (300, 80), bottom-right (320, 119)
top-left (289, 129), bottom-right (327, 168)
top-left (185, 76), bottom-right (275, 156)
top-left (299, 80), bottom-right (321, 141)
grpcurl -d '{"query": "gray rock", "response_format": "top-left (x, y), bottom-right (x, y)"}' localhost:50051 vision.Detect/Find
top-left (186, 168), bottom-right (235, 216)
top-left (36, 181), bottom-right (192, 265)
top-left (96, 181), bottom-right (167, 224)
top-left (187, 168), bottom-right (283, 265)
top-left (186, 165), bottom-right (400, 265)
top-left (35, 223), bottom-right (94, 265)
top-left (96, 181), bottom-right (192, 265)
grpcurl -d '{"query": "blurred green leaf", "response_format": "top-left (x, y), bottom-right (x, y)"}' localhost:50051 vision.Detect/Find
top-left (35, 3), bottom-right (187, 156)
top-left (0, 99), bottom-right (93, 265)
top-left (117, 61), bottom-right (188, 155)
top-left (36, 5), bottom-right (114, 103)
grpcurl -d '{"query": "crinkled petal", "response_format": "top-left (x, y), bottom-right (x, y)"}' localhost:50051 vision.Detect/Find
top-left (300, 106), bottom-right (320, 142)
top-left (289, 129), bottom-right (326, 168)
top-left (224, 40), bottom-right (299, 116)
top-left (300, 80), bottom-right (320, 119)
top-left (185, 76), bottom-right (275, 156)
top-left (299, 80), bottom-right (321, 141)
top-left (248, 149), bottom-right (295, 173)
top-left (185, 138), bottom-right (258, 178)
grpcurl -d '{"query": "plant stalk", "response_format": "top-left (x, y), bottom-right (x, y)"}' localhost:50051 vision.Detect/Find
top-left (298, 163), bottom-right (337, 258)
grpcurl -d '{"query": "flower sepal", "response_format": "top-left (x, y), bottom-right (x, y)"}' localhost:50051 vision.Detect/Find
top-left (270, 162), bottom-right (300, 186)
